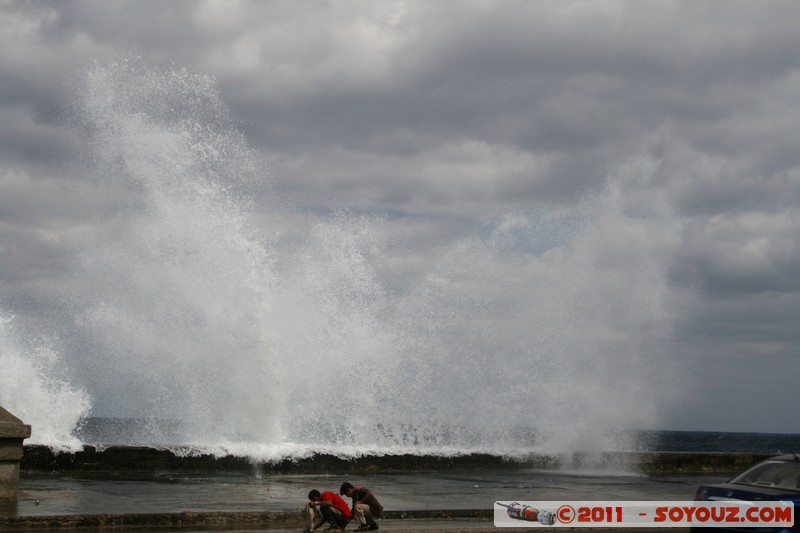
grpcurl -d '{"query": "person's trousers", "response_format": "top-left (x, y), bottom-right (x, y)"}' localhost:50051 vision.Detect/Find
top-left (321, 505), bottom-right (350, 528)
top-left (303, 506), bottom-right (348, 532)
top-left (354, 503), bottom-right (378, 525)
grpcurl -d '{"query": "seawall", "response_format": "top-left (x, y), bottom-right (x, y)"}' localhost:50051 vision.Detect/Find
top-left (21, 445), bottom-right (774, 476)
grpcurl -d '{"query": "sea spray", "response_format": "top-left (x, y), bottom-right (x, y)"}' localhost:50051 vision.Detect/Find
top-left (0, 312), bottom-right (90, 451)
top-left (69, 58), bottom-right (281, 447)
top-left (3, 58), bottom-right (688, 459)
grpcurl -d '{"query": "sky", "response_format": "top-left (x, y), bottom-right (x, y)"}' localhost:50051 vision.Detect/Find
top-left (1, 0), bottom-right (799, 442)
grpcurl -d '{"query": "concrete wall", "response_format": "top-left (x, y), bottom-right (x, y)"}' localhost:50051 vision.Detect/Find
top-left (21, 444), bottom-right (773, 476)
top-left (0, 407), bottom-right (31, 500)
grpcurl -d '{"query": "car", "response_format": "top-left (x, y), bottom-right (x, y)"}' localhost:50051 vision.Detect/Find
top-left (692, 454), bottom-right (800, 532)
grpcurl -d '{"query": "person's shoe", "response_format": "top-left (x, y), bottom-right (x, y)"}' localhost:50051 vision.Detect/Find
top-left (368, 524), bottom-right (379, 531)
top-left (325, 527), bottom-right (341, 532)
top-left (356, 525), bottom-right (370, 531)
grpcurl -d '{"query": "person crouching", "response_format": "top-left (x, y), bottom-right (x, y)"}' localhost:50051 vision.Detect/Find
top-left (339, 482), bottom-right (383, 531)
top-left (307, 489), bottom-right (352, 532)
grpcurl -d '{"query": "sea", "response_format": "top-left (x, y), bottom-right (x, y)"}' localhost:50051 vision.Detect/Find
top-left (632, 429), bottom-right (800, 454)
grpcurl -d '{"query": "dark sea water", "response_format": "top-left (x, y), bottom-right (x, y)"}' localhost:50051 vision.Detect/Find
top-left (641, 430), bottom-right (800, 454)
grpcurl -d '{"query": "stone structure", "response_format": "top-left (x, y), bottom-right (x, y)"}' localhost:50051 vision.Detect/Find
top-left (0, 406), bottom-right (31, 500)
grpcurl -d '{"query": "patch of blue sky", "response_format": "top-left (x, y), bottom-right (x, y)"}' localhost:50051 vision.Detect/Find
top-left (479, 210), bottom-right (589, 256)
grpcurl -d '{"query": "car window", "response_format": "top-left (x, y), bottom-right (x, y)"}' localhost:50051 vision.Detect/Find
top-left (731, 461), bottom-right (800, 489)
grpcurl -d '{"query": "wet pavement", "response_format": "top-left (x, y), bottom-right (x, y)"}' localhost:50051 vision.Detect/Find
top-left (2, 470), bottom-right (723, 517)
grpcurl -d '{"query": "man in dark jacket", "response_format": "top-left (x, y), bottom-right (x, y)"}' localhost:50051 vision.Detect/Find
top-left (340, 482), bottom-right (384, 531)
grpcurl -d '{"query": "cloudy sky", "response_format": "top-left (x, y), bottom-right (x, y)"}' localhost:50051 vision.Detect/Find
top-left (1, 0), bottom-right (799, 444)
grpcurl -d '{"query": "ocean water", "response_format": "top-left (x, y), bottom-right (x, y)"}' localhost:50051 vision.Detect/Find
top-left (641, 430), bottom-right (800, 454)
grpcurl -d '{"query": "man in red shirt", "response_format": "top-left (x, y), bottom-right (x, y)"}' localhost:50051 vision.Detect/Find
top-left (308, 489), bottom-right (352, 532)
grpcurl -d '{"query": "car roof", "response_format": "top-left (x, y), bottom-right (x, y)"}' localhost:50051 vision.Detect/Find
top-left (767, 453), bottom-right (800, 462)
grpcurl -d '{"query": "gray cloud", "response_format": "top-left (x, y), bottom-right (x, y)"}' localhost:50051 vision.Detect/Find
top-left (2, 0), bottom-right (800, 442)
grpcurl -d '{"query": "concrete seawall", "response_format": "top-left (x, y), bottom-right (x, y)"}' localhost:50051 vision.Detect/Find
top-left (21, 445), bottom-right (774, 476)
